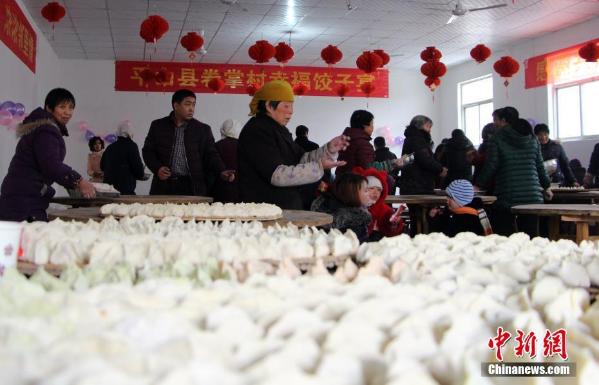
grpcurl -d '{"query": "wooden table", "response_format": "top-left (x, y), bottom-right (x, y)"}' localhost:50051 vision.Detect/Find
top-left (511, 204), bottom-right (599, 243)
top-left (47, 208), bottom-right (333, 228)
top-left (385, 194), bottom-right (497, 234)
top-left (51, 195), bottom-right (213, 207)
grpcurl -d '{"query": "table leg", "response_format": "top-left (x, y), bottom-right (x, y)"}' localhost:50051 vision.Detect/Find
top-left (421, 207), bottom-right (429, 234)
top-left (576, 222), bottom-right (590, 243)
top-left (548, 216), bottom-right (560, 241)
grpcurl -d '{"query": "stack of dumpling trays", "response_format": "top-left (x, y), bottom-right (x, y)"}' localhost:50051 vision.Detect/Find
top-left (100, 202), bottom-right (285, 221)
top-left (17, 214), bottom-right (360, 279)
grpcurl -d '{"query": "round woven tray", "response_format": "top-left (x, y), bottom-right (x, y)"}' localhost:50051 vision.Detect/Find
top-left (100, 213), bottom-right (284, 221)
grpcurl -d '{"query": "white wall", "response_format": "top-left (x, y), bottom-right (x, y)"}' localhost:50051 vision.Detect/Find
top-left (0, 0), bottom-right (60, 182)
top-left (439, 16), bottom-right (599, 168)
top-left (58, 60), bottom-right (438, 195)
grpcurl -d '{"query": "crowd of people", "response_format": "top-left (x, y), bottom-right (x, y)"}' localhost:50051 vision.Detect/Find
top-left (1, 82), bottom-right (598, 242)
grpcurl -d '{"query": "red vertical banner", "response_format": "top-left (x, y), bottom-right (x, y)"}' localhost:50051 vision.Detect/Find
top-left (115, 61), bottom-right (389, 98)
top-left (0, 0), bottom-right (37, 73)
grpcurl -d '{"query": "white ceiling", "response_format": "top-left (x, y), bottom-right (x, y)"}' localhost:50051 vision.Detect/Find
top-left (22, 0), bottom-right (599, 68)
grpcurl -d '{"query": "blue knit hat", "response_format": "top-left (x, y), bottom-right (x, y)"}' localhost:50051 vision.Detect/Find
top-left (446, 179), bottom-right (474, 207)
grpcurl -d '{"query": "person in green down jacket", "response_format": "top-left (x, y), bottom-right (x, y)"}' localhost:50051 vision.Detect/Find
top-left (475, 107), bottom-right (552, 237)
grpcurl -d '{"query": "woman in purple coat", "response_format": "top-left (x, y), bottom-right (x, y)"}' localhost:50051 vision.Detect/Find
top-left (0, 88), bottom-right (96, 222)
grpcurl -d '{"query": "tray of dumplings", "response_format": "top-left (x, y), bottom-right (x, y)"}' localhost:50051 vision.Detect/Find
top-left (100, 202), bottom-right (284, 221)
top-left (550, 186), bottom-right (587, 192)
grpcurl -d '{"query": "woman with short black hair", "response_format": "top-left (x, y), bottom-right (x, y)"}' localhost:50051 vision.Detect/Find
top-left (0, 88), bottom-right (96, 221)
top-left (87, 136), bottom-right (105, 182)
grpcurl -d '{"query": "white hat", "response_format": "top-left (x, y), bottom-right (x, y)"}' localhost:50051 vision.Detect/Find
top-left (117, 120), bottom-right (132, 138)
top-left (366, 175), bottom-right (382, 190)
top-left (220, 119), bottom-right (240, 139)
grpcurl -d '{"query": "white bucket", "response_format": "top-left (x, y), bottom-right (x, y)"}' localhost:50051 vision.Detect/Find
top-left (0, 221), bottom-right (23, 277)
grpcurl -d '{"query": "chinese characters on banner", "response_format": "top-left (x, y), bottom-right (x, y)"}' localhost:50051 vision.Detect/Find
top-left (115, 61), bottom-right (389, 98)
top-left (524, 38), bottom-right (599, 89)
top-left (488, 327), bottom-right (568, 362)
top-left (0, 0), bottom-right (37, 73)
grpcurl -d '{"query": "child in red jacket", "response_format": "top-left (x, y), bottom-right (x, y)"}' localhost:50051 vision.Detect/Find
top-left (353, 167), bottom-right (405, 241)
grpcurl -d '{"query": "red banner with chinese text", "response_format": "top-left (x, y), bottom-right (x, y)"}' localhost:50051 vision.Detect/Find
top-left (525, 38), bottom-right (599, 89)
top-left (0, 0), bottom-right (37, 73)
top-left (115, 61), bottom-right (389, 98)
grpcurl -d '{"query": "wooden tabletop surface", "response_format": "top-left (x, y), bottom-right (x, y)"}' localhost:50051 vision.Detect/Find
top-left (47, 207), bottom-right (333, 228)
top-left (512, 204), bottom-right (599, 216)
top-left (51, 195), bottom-right (213, 207)
top-left (385, 194), bottom-right (497, 205)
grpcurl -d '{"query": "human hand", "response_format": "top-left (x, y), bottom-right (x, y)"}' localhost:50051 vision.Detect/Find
top-left (583, 173), bottom-right (594, 187)
top-left (157, 166), bottom-right (171, 181)
top-left (439, 167), bottom-right (448, 178)
top-left (473, 185), bottom-right (481, 192)
top-left (573, 181), bottom-right (581, 187)
top-left (321, 158), bottom-right (347, 170)
top-left (393, 158), bottom-right (404, 169)
top-left (327, 135), bottom-right (350, 153)
top-left (221, 170), bottom-right (236, 182)
top-left (544, 188), bottom-right (554, 201)
top-left (78, 179), bottom-right (96, 199)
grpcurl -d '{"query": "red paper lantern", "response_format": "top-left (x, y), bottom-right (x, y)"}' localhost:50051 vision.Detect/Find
top-left (180, 32), bottom-right (204, 60)
top-left (579, 42), bottom-right (599, 63)
top-left (274, 42), bottom-right (294, 65)
top-left (248, 40), bottom-right (276, 63)
top-left (356, 51), bottom-right (383, 73)
top-left (41, 2), bottom-right (66, 23)
top-left (420, 61), bottom-right (447, 78)
top-left (420, 46), bottom-right (442, 62)
top-left (140, 15), bottom-right (169, 44)
top-left (360, 82), bottom-right (376, 96)
top-left (321, 45), bottom-right (343, 66)
top-left (208, 78), bottom-right (225, 93)
top-left (424, 77), bottom-right (441, 91)
top-left (293, 83), bottom-right (308, 96)
top-left (139, 68), bottom-right (155, 87)
top-left (155, 68), bottom-right (170, 84)
top-left (470, 44), bottom-right (492, 64)
top-left (246, 83), bottom-right (259, 96)
top-left (335, 84), bottom-right (350, 100)
top-left (493, 56), bottom-right (520, 86)
top-left (373, 49), bottom-right (390, 66)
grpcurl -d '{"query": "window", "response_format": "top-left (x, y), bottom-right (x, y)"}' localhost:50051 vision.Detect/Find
top-left (555, 79), bottom-right (599, 139)
top-left (458, 75), bottom-right (493, 146)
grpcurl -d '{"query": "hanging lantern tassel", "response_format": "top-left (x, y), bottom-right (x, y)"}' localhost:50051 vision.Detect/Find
top-left (425, 77), bottom-right (441, 103)
top-left (139, 68), bottom-right (155, 88)
top-left (335, 84), bottom-right (350, 101)
top-left (208, 78), bottom-right (225, 93)
top-left (360, 82), bottom-right (375, 108)
top-left (41, 2), bottom-right (66, 40)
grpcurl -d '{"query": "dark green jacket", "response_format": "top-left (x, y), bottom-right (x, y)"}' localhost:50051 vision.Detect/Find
top-left (477, 125), bottom-right (550, 209)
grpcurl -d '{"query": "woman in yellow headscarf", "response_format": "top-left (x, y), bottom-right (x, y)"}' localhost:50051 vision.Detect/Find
top-left (238, 80), bottom-right (349, 210)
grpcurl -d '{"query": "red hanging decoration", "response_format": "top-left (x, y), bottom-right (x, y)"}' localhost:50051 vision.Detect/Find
top-left (424, 77), bottom-right (441, 91)
top-left (274, 42), bottom-right (294, 65)
top-left (321, 45), bottom-right (343, 66)
top-left (420, 46), bottom-right (442, 62)
top-left (360, 82), bottom-right (376, 96)
top-left (248, 40), bottom-right (276, 63)
top-left (246, 83), bottom-right (259, 96)
top-left (578, 42), bottom-right (599, 63)
top-left (356, 51), bottom-right (383, 73)
top-left (139, 68), bottom-right (155, 88)
top-left (420, 61), bottom-right (447, 78)
top-left (293, 83), bottom-right (308, 96)
top-left (335, 84), bottom-right (350, 100)
top-left (180, 32), bottom-right (204, 61)
top-left (373, 49), bottom-right (390, 67)
top-left (208, 78), bottom-right (225, 93)
top-left (154, 68), bottom-right (170, 84)
top-left (41, 2), bottom-right (66, 23)
top-left (140, 15), bottom-right (169, 44)
top-left (493, 56), bottom-right (520, 87)
top-left (470, 44), bottom-right (492, 64)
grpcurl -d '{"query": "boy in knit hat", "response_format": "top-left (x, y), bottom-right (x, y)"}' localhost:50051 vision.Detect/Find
top-left (441, 179), bottom-right (492, 236)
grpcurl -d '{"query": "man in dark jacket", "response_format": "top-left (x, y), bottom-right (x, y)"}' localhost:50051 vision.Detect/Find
top-left (534, 124), bottom-right (578, 186)
top-left (294, 125), bottom-right (319, 152)
top-left (584, 145), bottom-right (599, 187)
top-left (440, 129), bottom-right (476, 188)
top-left (101, 122), bottom-right (146, 195)
top-left (142, 89), bottom-right (233, 196)
top-left (0, 88), bottom-right (95, 222)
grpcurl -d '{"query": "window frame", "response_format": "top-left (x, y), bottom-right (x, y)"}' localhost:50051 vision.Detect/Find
top-left (553, 77), bottom-right (599, 141)
top-left (457, 74), bottom-right (494, 146)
